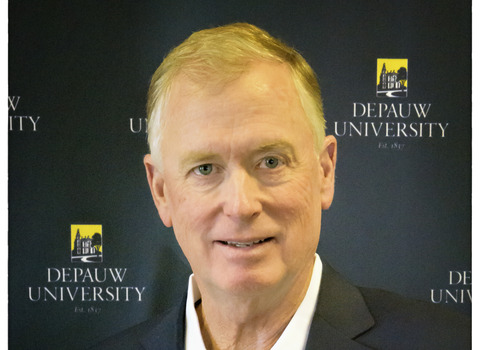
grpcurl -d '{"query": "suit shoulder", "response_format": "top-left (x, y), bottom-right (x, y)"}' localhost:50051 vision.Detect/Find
top-left (357, 286), bottom-right (471, 349)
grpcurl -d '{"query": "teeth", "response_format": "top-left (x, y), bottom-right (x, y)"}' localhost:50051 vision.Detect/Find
top-left (224, 239), bottom-right (265, 248)
top-left (231, 242), bottom-right (252, 248)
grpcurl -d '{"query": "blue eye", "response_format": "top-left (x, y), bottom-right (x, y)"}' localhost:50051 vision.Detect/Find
top-left (264, 157), bottom-right (279, 169)
top-left (195, 164), bottom-right (213, 175)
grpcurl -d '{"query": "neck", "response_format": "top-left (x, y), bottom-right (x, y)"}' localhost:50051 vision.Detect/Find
top-left (195, 260), bottom-right (315, 350)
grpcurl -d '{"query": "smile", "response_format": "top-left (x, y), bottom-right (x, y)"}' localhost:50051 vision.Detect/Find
top-left (219, 237), bottom-right (273, 248)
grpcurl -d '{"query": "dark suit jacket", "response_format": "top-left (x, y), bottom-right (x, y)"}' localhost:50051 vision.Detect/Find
top-left (93, 263), bottom-right (471, 349)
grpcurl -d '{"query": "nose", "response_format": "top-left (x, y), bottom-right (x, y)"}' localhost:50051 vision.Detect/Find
top-left (221, 168), bottom-right (262, 220)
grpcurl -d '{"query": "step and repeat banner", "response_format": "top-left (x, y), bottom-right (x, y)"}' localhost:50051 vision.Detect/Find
top-left (9, 1), bottom-right (471, 349)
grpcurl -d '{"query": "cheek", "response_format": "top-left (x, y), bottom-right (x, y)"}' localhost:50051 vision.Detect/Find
top-left (167, 190), bottom-right (221, 276)
top-left (274, 169), bottom-right (322, 216)
top-left (168, 194), bottom-right (211, 270)
top-left (166, 183), bottom-right (216, 245)
top-left (164, 185), bottom-right (195, 245)
top-left (268, 171), bottom-right (322, 249)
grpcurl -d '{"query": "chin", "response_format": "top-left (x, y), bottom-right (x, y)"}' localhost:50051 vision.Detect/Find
top-left (215, 267), bottom-right (286, 295)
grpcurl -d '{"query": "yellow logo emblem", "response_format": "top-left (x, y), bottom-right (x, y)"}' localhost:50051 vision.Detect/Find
top-left (71, 224), bottom-right (103, 263)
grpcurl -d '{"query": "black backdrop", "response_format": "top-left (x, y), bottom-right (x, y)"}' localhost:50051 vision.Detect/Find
top-left (9, 1), bottom-right (471, 349)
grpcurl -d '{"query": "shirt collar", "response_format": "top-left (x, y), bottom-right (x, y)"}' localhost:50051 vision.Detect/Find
top-left (185, 254), bottom-right (323, 350)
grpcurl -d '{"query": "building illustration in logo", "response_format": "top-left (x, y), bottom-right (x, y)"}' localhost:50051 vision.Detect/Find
top-left (377, 59), bottom-right (408, 98)
top-left (71, 224), bottom-right (103, 263)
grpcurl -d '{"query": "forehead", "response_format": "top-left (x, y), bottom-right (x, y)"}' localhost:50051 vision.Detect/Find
top-left (166, 61), bottom-right (301, 119)
top-left (160, 61), bottom-right (314, 157)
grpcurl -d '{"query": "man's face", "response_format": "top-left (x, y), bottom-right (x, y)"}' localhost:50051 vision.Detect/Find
top-left (145, 62), bottom-right (336, 297)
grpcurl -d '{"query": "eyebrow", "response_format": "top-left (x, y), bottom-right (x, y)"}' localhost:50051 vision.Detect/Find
top-left (255, 141), bottom-right (297, 160)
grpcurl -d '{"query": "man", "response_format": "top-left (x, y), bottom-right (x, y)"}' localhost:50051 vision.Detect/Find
top-left (95, 23), bottom-right (470, 349)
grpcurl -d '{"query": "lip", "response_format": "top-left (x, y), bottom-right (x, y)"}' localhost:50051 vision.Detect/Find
top-left (214, 237), bottom-right (274, 248)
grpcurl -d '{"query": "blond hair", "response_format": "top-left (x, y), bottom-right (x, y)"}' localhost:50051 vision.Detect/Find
top-left (147, 23), bottom-right (325, 169)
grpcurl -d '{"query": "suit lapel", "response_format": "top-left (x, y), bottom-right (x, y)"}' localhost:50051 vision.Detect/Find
top-left (140, 294), bottom-right (187, 350)
top-left (305, 262), bottom-right (375, 349)
top-left (306, 316), bottom-right (372, 350)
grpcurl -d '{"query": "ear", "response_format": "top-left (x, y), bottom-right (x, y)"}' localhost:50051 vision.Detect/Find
top-left (144, 154), bottom-right (173, 227)
top-left (319, 135), bottom-right (337, 210)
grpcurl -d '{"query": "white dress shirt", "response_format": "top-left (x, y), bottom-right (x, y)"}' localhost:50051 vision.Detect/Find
top-left (185, 254), bottom-right (323, 350)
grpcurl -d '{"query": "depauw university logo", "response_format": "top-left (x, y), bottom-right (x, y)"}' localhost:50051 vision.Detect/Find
top-left (377, 59), bottom-right (408, 98)
top-left (71, 224), bottom-right (103, 263)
